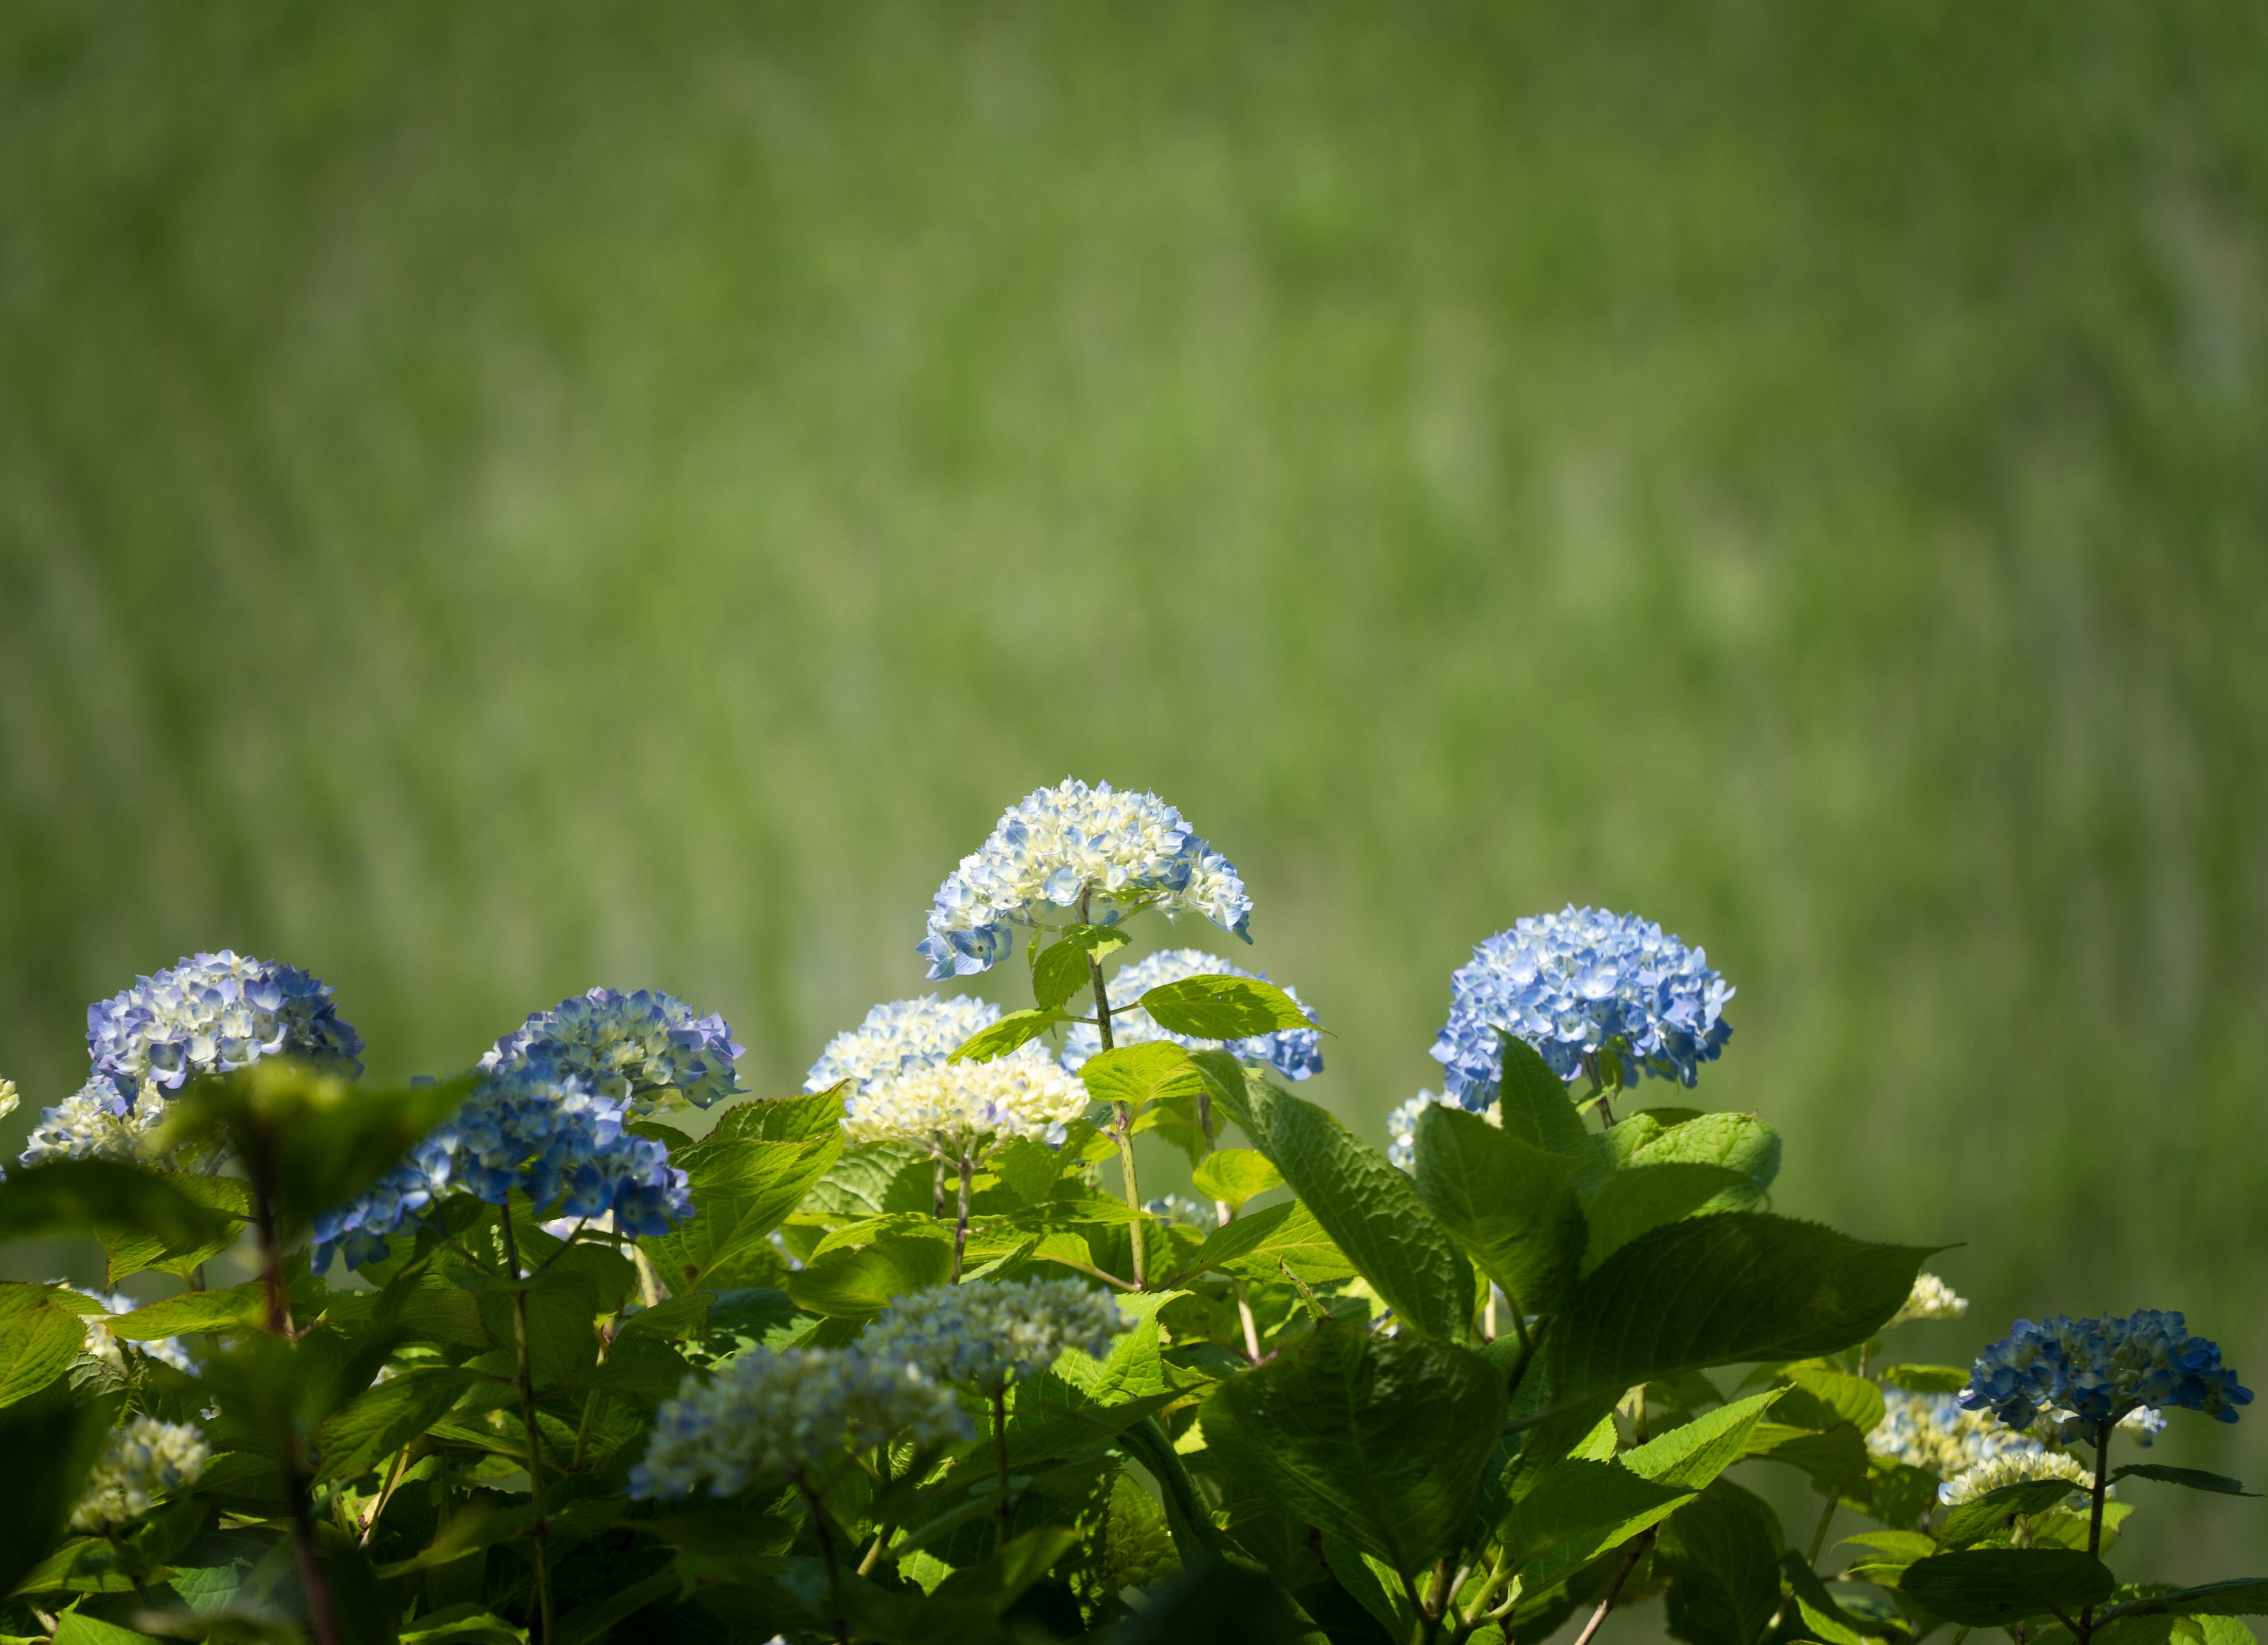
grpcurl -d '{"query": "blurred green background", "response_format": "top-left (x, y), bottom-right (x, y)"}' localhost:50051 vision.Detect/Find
top-left (2, 0), bottom-right (2263, 1579)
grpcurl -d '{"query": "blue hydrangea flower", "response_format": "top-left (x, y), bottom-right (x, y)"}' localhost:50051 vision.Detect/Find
top-left (1961, 1311), bottom-right (2253, 1432)
top-left (483, 987), bottom-right (744, 1112)
top-left (1429, 907), bottom-right (1733, 1108)
top-left (1061, 949), bottom-right (1323, 1083)
top-left (312, 1066), bottom-right (694, 1272)
top-left (86, 951), bottom-right (363, 1114)
top-left (918, 780), bottom-right (1252, 979)
top-left (806, 995), bottom-right (1004, 1094)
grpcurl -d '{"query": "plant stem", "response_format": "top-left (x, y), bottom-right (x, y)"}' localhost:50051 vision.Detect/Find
top-left (1572, 1529), bottom-right (1652, 1645)
top-left (932, 1157), bottom-right (947, 1219)
top-left (796, 1474), bottom-right (851, 1645)
top-left (1808, 1494), bottom-right (1838, 1562)
top-left (2078, 1419), bottom-right (2112, 1641)
top-left (498, 1211), bottom-right (555, 1645)
top-left (990, 1387), bottom-right (1014, 1551)
top-left (951, 1153), bottom-right (975, 1282)
top-left (245, 1145), bottom-right (338, 1645)
top-left (249, 1167), bottom-right (295, 1337)
top-left (1090, 952), bottom-right (1147, 1289)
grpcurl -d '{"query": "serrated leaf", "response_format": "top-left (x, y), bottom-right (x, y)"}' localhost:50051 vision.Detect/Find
top-left (1172, 1200), bottom-right (1353, 1285)
top-left (1579, 1161), bottom-right (1752, 1272)
top-left (318, 1367), bottom-right (485, 1483)
top-left (1032, 940), bottom-right (1094, 1012)
top-left (949, 1009), bottom-right (1072, 1064)
top-left (640, 1110), bottom-right (840, 1294)
top-left (1080, 1043), bottom-right (1206, 1112)
top-left (0, 1286), bottom-right (89, 1409)
top-left (1190, 1149), bottom-right (1282, 1213)
top-left (1901, 1548), bottom-right (2117, 1626)
top-left (786, 1237), bottom-right (953, 1319)
top-left (1624, 1112), bottom-right (1782, 1211)
top-left (2110, 1464), bottom-right (2257, 1497)
top-left (1496, 1037), bottom-right (1602, 1182)
top-left (613, 1292), bottom-right (714, 1345)
top-left (1411, 1105), bottom-right (1584, 1318)
top-left (1937, 1480), bottom-right (2093, 1550)
top-left (105, 1282), bottom-right (267, 1340)
top-left (1253, 1091), bottom-right (1472, 1338)
top-left (1201, 1324), bottom-right (1507, 1579)
top-left (98, 1172), bottom-right (253, 1285)
top-left (1783, 1364), bottom-right (1886, 1431)
top-left (1550, 1213), bottom-right (1934, 1405)
top-left (1138, 975), bottom-right (1311, 1039)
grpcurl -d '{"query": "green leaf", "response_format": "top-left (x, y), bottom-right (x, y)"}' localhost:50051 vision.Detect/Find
top-left (787, 1236), bottom-right (953, 1319)
top-left (2110, 1464), bottom-right (2257, 1497)
top-left (1080, 1042), bottom-right (1207, 1113)
top-left (1882, 1363), bottom-right (1972, 1394)
top-left (729, 1089), bottom-right (848, 1142)
top-left (1936, 1480), bottom-right (2093, 1550)
top-left (1497, 1037), bottom-right (1601, 1181)
top-left (949, 1008), bottom-right (1072, 1064)
top-left (99, 1172), bottom-right (253, 1285)
top-left (1578, 1161), bottom-right (1752, 1272)
top-left (318, 1367), bottom-right (484, 1483)
top-left (2106, 1580), bottom-right (2268, 1620)
top-left (53, 1617), bottom-right (160, 1645)
top-left (105, 1282), bottom-right (267, 1340)
top-left (1190, 1148), bottom-right (1282, 1213)
top-left (1411, 1105), bottom-right (1584, 1319)
top-left (614, 1292), bottom-right (715, 1346)
top-left (1622, 1112), bottom-right (1782, 1211)
top-left (1257, 1087), bottom-right (1473, 1340)
top-left (0, 1286), bottom-right (88, 1410)
top-left (1550, 1213), bottom-right (1935, 1405)
top-left (1781, 1364), bottom-right (1887, 1432)
top-left (1900, 1549), bottom-right (2117, 1626)
top-left (1176, 1200), bottom-right (1356, 1285)
top-left (1201, 1324), bottom-right (1508, 1579)
top-left (1031, 939), bottom-right (1094, 1011)
top-left (0, 1159), bottom-right (237, 1255)
top-left (641, 1106), bottom-right (842, 1294)
top-left (1106, 1556), bottom-right (1307, 1645)
top-left (1187, 1050), bottom-right (1259, 1137)
top-left (1656, 1488), bottom-right (1784, 1645)
top-left (1782, 1550), bottom-right (1892, 1645)
top-left (1138, 975), bottom-right (1312, 1040)
top-left (0, 1380), bottom-right (116, 1597)
top-left (399, 1604), bottom-right (529, 1645)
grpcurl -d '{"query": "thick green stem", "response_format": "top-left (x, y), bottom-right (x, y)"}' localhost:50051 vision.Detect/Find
top-left (498, 1213), bottom-right (555, 1645)
top-left (951, 1154), bottom-right (975, 1282)
top-left (1090, 953), bottom-right (1147, 1288)
top-left (2078, 1420), bottom-right (2113, 1640)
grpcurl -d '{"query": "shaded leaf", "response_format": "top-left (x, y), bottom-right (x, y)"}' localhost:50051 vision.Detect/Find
top-left (318, 1367), bottom-right (484, 1483)
top-left (1412, 1105), bottom-right (1585, 1319)
top-left (0, 1285), bottom-right (89, 1409)
top-left (2110, 1464), bottom-right (2256, 1497)
top-left (106, 1283), bottom-right (266, 1340)
top-left (1656, 1488), bottom-right (1784, 1645)
top-left (0, 1159), bottom-right (237, 1255)
top-left (787, 1237), bottom-right (953, 1319)
top-left (1900, 1548), bottom-right (2116, 1627)
top-left (1138, 975), bottom-right (1312, 1039)
top-left (1937, 1480), bottom-right (2093, 1550)
top-left (1578, 1161), bottom-right (1751, 1272)
top-left (0, 1379), bottom-right (116, 1597)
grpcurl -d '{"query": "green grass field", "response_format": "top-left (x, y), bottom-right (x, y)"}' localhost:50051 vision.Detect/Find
top-left (2, 1), bottom-right (2263, 1578)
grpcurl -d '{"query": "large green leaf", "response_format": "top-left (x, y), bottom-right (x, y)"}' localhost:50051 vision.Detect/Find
top-left (318, 1367), bottom-right (485, 1483)
top-left (1080, 1043), bottom-right (1207, 1112)
top-left (0, 1379), bottom-right (116, 1597)
top-left (1255, 1087), bottom-right (1473, 1340)
top-left (1656, 1489), bottom-right (1784, 1645)
top-left (1031, 939), bottom-right (1095, 1011)
top-left (1175, 1200), bottom-right (1356, 1285)
top-left (1190, 1148), bottom-right (1282, 1213)
top-left (1201, 1325), bottom-right (1507, 1580)
top-left (1900, 1549), bottom-right (2116, 1626)
top-left (1550, 1213), bottom-right (1933, 1404)
top-left (0, 1285), bottom-right (89, 1409)
top-left (1934, 1480), bottom-right (2093, 1550)
top-left (98, 1172), bottom-right (253, 1285)
top-left (1621, 1112), bottom-right (1781, 1211)
top-left (1578, 1161), bottom-right (1752, 1272)
top-left (1496, 1038), bottom-right (1605, 1191)
top-left (0, 1158), bottom-right (237, 1255)
top-left (786, 1237), bottom-right (953, 1319)
top-left (105, 1282), bottom-right (267, 1340)
top-left (1411, 1105), bottom-right (1585, 1320)
top-left (1138, 975), bottom-right (1312, 1039)
top-left (641, 1103), bottom-right (842, 1293)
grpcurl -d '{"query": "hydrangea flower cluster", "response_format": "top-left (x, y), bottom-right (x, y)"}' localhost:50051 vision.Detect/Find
top-left (1890, 1272), bottom-right (1970, 1327)
top-left (859, 1279), bottom-right (1128, 1394)
top-left (313, 1067), bottom-right (694, 1272)
top-left (69, 1415), bottom-right (209, 1532)
top-left (484, 988), bottom-right (743, 1112)
top-left (1061, 949), bottom-right (1324, 1083)
top-left (628, 1347), bottom-right (966, 1499)
top-left (839, 1050), bottom-right (1089, 1155)
top-left (19, 1077), bottom-right (172, 1167)
top-left (805, 995), bottom-right (1004, 1094)
top-left (1961, 1311), bottom-right (2254, 1430)
top-left (1385, 1088), bottom-right (1490, 1171)
top-left (0, 1077), bottom-right (15, 1122)
top-left (918, 780), bottom-right (1252, 979)
top-left (1868, 1388), bottom-right (2051, 1481)
top-left (86, 951), bottom-right (363, 1112)
top-left (1430, 908), bottom-right (1733, 1107)
top-left (1940, 1449), bottom-right (2095, 1508)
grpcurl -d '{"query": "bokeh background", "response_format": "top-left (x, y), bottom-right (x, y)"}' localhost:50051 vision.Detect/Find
top-left (3, 0), bottom-right (2263, 1581)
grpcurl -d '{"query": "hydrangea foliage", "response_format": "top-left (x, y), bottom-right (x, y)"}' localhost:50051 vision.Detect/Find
top-left (1430, 907), bottom-right (1732, 1107)
top-left (1061, 949), bottom-right (1324, 1083)
top-left (804, 995), bottom-right (1003, 1094)
top-left (484, 986), bottom-right (744, 1112)
top-left (918, 779), bottom-right (1252, 979)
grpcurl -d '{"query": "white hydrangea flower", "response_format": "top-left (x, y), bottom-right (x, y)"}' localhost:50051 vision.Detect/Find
top-left (840, 1049), bottom-right (1089, 1155)
top-left (1869, 1387), bottom-right (2048, 1480)
top-left (1890, 1272), bottom-right (1970, 1326)
top-left (1386, 1089), bottom-right (1491, 1171)
top-left (919, 780), bottom-right (1252, 979)
top-left (20, 1079), bottom-right (170, 1167)
top-left (859, 1279), bottom-right (1128, 1394)
top-left (1939, 1449), bottom-right (2095, 1507)
top-left (806, 996), bottom-right (1005, 1095)
top-left (70, 1416), bottom-right (209, 1531)
top-left (0, 1077), bottom-right (17, 1122)
top-left (2118, 1405), bottom-right (2169, 1445)
top-left (627, 1347), bottom-right (967, 1500)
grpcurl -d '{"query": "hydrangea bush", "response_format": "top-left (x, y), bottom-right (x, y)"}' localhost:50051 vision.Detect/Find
top-left (0, 786), bottom-right (2256, 1645)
